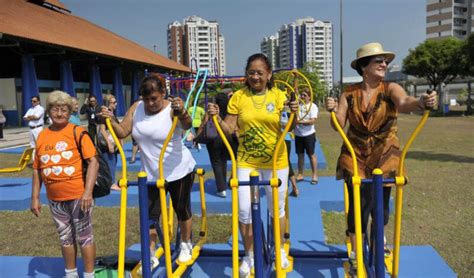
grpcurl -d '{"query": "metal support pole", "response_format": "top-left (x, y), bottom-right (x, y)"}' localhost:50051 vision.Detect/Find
top-left (373, 169), bottom-right (385, 278)
top-left (250, 171), bottom-right (264, 278)
top-left (138, 173), bottom-right (152, 278)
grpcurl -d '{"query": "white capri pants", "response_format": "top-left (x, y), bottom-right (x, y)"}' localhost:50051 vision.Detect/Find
top-left (237, 167), bottom-right (289, 224)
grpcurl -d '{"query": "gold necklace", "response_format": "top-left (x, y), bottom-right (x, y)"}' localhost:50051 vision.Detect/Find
top-left (250, 89), bottom-right (268, 110)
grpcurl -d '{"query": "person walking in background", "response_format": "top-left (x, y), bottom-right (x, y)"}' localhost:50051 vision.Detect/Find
top-left (201, 92), bottom-right (235, 198)
top-left (98, 95), bottom-right (121, 191)
top-left (130, 136), bottom-right (139, 164)
top-left (325, 42), bottom-right (438, 275)
top-left (80, 95), bottom-right (99, 144)
top-left (31, 90), bottom-right (99, 278)
top-left (101, 74), bottom-right (196, 271)
top-left (68, 97), bottom-right (81, 126)
top-left (188, 102), bottom-right (205, 134)
top-left (0, 105), bottom-right (6, 140)
top-left (294, 89), bottom-right (319, 184)
top-left (281, 106), bottom-right (299, 197)
top-left (23, 95), bottom-right (45, 148)
top-left (207, 53), bottom-right (298, 276)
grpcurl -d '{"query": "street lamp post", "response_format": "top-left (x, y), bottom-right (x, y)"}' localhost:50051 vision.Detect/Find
top-left (339, 0), bottom-right (343, 95)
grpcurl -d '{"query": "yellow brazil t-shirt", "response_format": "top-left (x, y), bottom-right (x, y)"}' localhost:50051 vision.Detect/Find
top-left (227, 87), bottom-right (288, 170)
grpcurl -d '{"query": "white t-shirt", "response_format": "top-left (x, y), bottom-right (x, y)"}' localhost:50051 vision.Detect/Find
top-left (23, 105), bottom-right (45, 127)
top-left (132, 101), bottom-right (196, 182)
top-left (294, 102), bottom-right (318, 137)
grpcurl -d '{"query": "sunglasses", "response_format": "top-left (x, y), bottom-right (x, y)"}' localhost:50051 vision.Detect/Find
top-left (372, 56), bottom-right (389, 65)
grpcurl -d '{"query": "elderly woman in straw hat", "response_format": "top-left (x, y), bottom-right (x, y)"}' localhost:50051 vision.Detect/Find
top-left (326, 42), bottom-right (438, 274)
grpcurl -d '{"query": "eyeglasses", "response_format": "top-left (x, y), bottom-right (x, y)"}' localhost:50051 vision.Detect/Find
top-left (247, 70), bottom-right (265, 77)
top-left (372, 56), bottom-right (389, 65)
top-left (31, 100), bottom-right (38, 103)
top-left (300, 94), bottom-right (309, 97)
top-left (50, 106), bottom-right (70, 114)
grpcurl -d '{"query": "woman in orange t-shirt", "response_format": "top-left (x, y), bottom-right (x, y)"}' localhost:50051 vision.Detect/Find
top-left (31, 90), bottom-right (99, 278)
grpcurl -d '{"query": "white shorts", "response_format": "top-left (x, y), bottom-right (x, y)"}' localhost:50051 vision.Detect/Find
top-left (237, 167), bottom-right (289, 224)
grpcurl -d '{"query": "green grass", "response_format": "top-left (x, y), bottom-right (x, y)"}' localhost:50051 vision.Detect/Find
top-left (0, 207), bottom-right (231, 257)
top-left (0, 112), bottom-right (473, 277)
top-left (318, 112), bottom-right (474, 278)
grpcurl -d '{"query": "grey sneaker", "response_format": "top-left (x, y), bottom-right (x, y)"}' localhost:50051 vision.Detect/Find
top-left (216, 190), bottom-right (227, 198)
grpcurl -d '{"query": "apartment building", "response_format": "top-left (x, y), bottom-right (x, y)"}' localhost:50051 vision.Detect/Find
top-left (260, 34), bottom-right (280, 69)
top-left (426, 0), bottom-right (473, 40)
top-left (167, 15), bottom-right (226, 75)
top-left (262, 17), bottom-right (333, 89)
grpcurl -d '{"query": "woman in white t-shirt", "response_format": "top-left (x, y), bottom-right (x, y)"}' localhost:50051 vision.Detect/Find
top-left (294, 90), bottom-right (319, 184)
top-left (101, 74), bottom-right (196, 267)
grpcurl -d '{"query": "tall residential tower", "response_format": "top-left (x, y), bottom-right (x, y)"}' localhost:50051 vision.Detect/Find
top-left (168, 15), bottom-right (226, 75)
top-left (262, 17), bottom-right (333, 89)
top-left (426, 0), bottom-right (473, 40)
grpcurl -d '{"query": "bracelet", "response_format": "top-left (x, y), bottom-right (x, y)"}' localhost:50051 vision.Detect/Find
top-left (417, 97), bottom-right (425, 110)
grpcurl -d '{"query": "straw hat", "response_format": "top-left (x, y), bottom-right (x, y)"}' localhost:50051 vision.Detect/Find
top-left (350, 42), bottom-right (395, 70)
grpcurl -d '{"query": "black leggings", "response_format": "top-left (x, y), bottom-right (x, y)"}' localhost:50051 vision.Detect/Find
top-left (346, 180), bottom-right (392, 234)
top-left (207, 140), bottom-right (228, 192)
top-left (285, 140), bottom-right (295, 177)
top-left (148, 171), bottom-right (195, 223)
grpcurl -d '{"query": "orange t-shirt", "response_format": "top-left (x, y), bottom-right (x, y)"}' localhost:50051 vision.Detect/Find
top-left (33, 123), bottom-right (96, 201)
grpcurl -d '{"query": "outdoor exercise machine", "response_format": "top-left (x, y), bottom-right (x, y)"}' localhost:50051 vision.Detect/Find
top-left (208, 69), bottom-right (328, 278)
top-left (105, 107), bottom-right (209, 277)
top-left (329, 90), bottom-right (433, 278)
top-left (0, 147), bottom-right (33, 173)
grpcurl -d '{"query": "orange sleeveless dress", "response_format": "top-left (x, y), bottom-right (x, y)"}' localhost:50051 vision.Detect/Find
top-left (336, 82), bottom-right (401, 180)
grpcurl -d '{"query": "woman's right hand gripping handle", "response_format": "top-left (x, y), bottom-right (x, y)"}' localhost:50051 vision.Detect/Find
top-left (326, 97), bottom-right (338, 112)
top-left (207, 102), bottom-right (219, 118)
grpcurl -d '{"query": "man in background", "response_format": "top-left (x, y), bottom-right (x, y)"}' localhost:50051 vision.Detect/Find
top-left (80, 95), bottom-right (99, 144)
top-left (23, 96), bottom-right (45, 148)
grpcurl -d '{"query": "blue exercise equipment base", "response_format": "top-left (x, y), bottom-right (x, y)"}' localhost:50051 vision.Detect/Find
top-left (0, 144), bottom-right (455, 277)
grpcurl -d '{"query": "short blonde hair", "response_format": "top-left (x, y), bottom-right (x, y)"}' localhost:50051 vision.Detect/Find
top-left (46, 90), bottom-right (73, 113)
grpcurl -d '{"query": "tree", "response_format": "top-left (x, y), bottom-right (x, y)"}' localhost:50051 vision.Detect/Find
top-left (274, 61), bottom-right (328, 105)
top-left (299, 61), bottom-right (329, 104)
top-left (461, 34), bottom-right (474, 115)
top-left (402, 38), bottom-right (465, 110)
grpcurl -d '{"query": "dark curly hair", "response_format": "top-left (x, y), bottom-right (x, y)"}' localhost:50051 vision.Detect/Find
top-left (140, 73), bottom-right (167, 97)
top-left (244, 53), bottom-right (274, 90)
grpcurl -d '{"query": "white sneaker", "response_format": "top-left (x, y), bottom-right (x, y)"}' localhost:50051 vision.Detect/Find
top-left (239, 255), bottom-right (254, 278)
top-left (280, 248), bottom-right (289, 269)
top-left (216, 190), bottom-right (227, 198)
top-left (348, 251), bottom-right (357, 276)
top-left (137, 256), bottom-right (159, 275)
top-left (178, 241), bottom-right (193, 263)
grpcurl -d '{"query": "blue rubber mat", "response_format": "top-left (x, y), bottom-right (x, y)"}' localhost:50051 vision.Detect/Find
top-left (0, 245), bottom-right (455, 277)
top-left (0, 140), bottom-right (327, 172)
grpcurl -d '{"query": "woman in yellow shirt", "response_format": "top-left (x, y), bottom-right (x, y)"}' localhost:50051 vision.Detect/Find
top-left (207, 53), bottom-right (298, 277)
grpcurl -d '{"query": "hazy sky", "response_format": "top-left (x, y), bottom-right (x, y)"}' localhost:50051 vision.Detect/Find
top-left (63, 0), bottom-right (426, 79)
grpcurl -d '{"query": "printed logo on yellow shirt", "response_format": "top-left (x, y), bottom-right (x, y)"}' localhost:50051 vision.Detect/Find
top-left (240, 127), bottom-right (273, 163)
top-left (266, 102), bottom-right (275, 112)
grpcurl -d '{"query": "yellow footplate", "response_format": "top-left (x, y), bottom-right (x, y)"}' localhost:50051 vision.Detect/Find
top-left (343, 261), bottom-right (352, 278)
top-left (384, 248), bottom-right (393, 275)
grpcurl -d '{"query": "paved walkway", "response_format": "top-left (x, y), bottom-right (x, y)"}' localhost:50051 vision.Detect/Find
top-left (0, 126), bottom-right (33, 149)
top-left (0, 122), bottom-right (89, 150)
